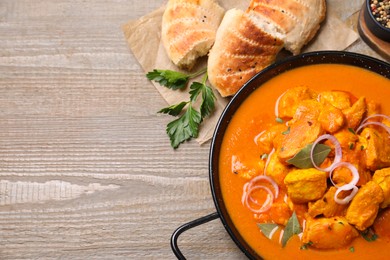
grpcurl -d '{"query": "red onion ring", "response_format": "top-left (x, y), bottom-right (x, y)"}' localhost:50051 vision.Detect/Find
top-left (329, 162), bottom-right (360, 188)
top-left (247, 174), bottom-right (279, 199)
top-left (356, 114), bottom-right (390, 135)
top-left (310, 134), bottom-right (342, 172)
top-left (334, 183), bottom-right (358, 205)
top-left (242, 174), bottom-right (280, 213)
top-left (274, 91), bottom-right (286, 118)
top-left (254, 130), bottom-right (266, 145)
top-left (361, 113), bottom-right (390, 124)
top-left (244, 185), bottom-right (274, 213)
top-left (356, 122), bottom-right (390, 135)
top-left (241, 182), bottom-right (250, 205)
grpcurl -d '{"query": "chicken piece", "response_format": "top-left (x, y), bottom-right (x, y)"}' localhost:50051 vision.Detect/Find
top-left (231, 155), bottom-right (263, 180)
top-left (255, 200), bottom-right (292, 226)
top-left (360, 127), bottom-right (390, 171)
top-left (265, 151), bottom-right (290, 189)
top-left (318, 104), bottom-right (345, 133)
top-left (366, 100), bottom-right (381, 116)
top-left (284, 168), bottom-right (327, 204)
top-left (308, 187), bottom-right (348, 218)
top-left (268, 201), bottom-right (292, 226)
top-left (373, 208), bottom-right (390, 239)
top-left (372, 168), bottom-right (390, 208)
top-left (255, 124), bottom-right (286, 155)
top-left (332, 165), bottom-right (371, 187)
top-left (328, 130), bottom-right (371, 186)
top-left (278, 100), bottom-right (324, 161)
top-left (318, 91), bottom-right (351, 110)
top-left (346, 181), bottom-right (384, 231)
top-left (342, 97), bottom-right (367, 129)
top-left (302, 217), bottom-right (359, 249)
top-left (276, 87), bottom-right (317, 118)
top-left (333, 128), bottom-right (359, 150)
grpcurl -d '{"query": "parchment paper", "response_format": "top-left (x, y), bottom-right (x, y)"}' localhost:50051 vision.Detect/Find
top-left (122, 1), bottom-right (359, 145)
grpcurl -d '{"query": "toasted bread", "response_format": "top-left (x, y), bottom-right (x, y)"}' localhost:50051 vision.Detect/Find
top-left (207, 8), bottom-right (285, 97)
top-left (162, 0), bottom-right (225, 70)
top-left (249, 0), bottom-right (326, 54)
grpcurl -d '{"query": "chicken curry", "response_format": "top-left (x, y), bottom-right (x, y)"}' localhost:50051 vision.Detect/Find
top-left (219, 64), bottom-right (390, 259)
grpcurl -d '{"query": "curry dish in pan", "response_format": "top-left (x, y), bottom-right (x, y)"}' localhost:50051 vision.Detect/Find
top-left (219, 63), bottom-right (390, 259)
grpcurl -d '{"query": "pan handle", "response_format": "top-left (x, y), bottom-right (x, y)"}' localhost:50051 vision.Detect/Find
top-left (171, 212), bottom-right (220, 259)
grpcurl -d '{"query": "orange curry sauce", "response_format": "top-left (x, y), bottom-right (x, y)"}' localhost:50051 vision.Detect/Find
top-left (219, 64), bottom-right (390, 259)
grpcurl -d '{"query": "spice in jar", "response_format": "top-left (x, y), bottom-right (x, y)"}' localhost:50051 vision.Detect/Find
top-left (370, 0), bottom-right (390, 29)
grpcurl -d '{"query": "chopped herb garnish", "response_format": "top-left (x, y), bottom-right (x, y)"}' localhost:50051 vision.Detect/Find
top-left (349, 143), bottom-right (354, 150)
top-left (276, 117), bottom-right (284, 123)
top-left (261, 153), bottom-right (268, 160)
top-left (282, 127), bottom-right (291, 135)
top-left (349, 246), bottom-right (355, 252)
top-left (348, 127), bottom-right (356, 135)
top-left (286, 143), bottom-right (331, 169)
top-left (361, 228), bottom-right (378, 242)
top-left (300, 241), bottom-right (313, 250)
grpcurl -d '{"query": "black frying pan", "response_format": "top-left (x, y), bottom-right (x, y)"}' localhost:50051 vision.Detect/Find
top-left (171, 51), bottom-right (390, 259)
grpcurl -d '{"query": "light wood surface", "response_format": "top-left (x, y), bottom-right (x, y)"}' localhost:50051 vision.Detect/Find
top-left (0, 1), bottom-right (387, 259)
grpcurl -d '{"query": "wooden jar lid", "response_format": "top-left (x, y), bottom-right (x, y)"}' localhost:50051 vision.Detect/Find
top-left (357, 5), bottom-right (390, 60)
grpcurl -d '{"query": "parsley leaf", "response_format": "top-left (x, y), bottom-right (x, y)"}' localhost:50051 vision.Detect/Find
top-left (189, 74), bottom-right (216, 118)
top-left (146, 69), bottom-right (189, 90)
top-left (146, 68), bottom-right (207, 90)
top-left (166, 105), bottom-right (202, 148)
top-left (148, 67), bottom-right (215, 149)
top-left (158, 101), bottom-right (189, 116)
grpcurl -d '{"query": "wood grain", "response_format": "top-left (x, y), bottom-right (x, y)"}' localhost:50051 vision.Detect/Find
top-left (0, 0), bottom-right (242, 259)
top-left (0, 0), bottom-right (387, 259)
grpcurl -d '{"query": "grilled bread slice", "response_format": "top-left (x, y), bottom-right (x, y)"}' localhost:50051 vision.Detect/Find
top-left (249, 0), bottom-right (326, 55)
top-left (207, 8), bottom-right (285, 97)
top-left (162, 0), bottom-right (225, 70)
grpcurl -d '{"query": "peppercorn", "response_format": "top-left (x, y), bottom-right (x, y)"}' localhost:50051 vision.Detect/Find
top-left (370, 0), bottom-right (390, 29)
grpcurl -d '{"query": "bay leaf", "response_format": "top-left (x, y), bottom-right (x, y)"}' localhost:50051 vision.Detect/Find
top-left (286, 143), bottom-right (331, 169)
top-left (257, 223), bottom-right (279, 239)
top-left (281, 211), bottom-right (302, 247)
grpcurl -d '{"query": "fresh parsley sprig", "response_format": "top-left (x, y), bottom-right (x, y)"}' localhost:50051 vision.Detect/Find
top-left (147, 68), bottom-right (216, 149)
top-left (146, 67), bottom-right (207, 90)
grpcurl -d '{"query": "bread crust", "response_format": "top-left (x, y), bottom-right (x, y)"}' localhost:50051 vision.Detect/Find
top-left (207, 9), bottom-right (285, 97)
top-left (162, 0), bottom-right (225, 70)
top-left (249, 0), bottom-right (326, 54)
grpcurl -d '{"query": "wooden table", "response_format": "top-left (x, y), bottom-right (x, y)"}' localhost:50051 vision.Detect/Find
top-left (0, 0), bottom-right (387, 259)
